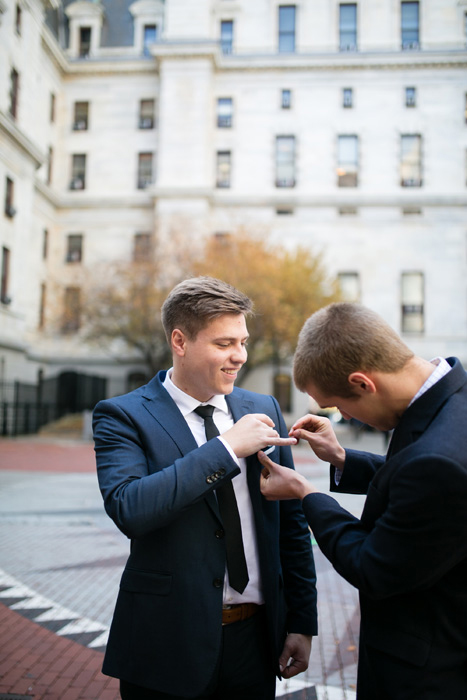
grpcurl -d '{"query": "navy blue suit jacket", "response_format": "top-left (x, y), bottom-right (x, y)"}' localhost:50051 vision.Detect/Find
top-left (93, 371), bottom-right (317, 696)
top-left (302, 358), bottom-right (467, 698)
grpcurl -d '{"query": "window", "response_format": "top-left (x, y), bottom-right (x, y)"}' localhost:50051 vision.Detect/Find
top-left (4, 177), bottom-right (15, 218)
top-left (143, 24), bottom-right (157, 55)
top-left (73, 102), bottom-right (89, 130)
top-left (1, 247), bottom-right (10, 305)
top-left (278, 6), bottom-right (296, 53)
top-left (338, 272), bottom-right (360, 302)
top-left (464, 93), bottom-right (467, 124)
top-left (62, 287), bottom-right (81, 333)
top-left (339, 4), bottom-right (357, 51)
top-left (220, 20), bottom-right (233, 54)
top-left (15, 4), bottom-right (21, 35)
top-left (70, 154), bottom-right (86, 190)
top-left (79, 26), bottom-right (92, 57)
top-left (275, 136), bottom-right (296, 188)
top-left (405, 86), bottom-right (416, 107)
top-left (217, 98), bottom-right (233, 128)
top-left (343, 87), bottom-right (353, 108)
top-left (66, 234), bottom-right (83, 263)
top-left (400, 134), bottom-right (422, 187)
top-left (43, 229), bottom-right (48, 260)
top-left (47, 146), bottom-right (53, 186)
top-left (401, 2), bottom-right (419, 50)
top-left (50, 93), bottom-right (56, 122)
top-left (133, 233), bottom-right (153, 262)
top-left (401, 272), bottom-right (424, 333)
top-left (216, 151), bottom-right (231, 188)
top-left (137, 153), bottom-right (153, 189)
top-left (337, 135), bottom-right (358, 187)
top-left (338, 206), bottom-right (358, 215)
top-left (281, 89), bottom-right (292, 109)
top-left (273, 373), bottom-right (292, 414)
top-left (9, 68), bottom-right (19, 119)
top-left (139, 99), bottom-right (155, 129)
top-left (39, 283), bottom-right (46, 329)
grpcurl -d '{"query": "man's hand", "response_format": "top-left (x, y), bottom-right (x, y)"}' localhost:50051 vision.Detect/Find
top-left (259, 452), bottom-right (315, 501)
top-left (279, 633), bottom-right (313, 679)
top-left (222, 413), bottom-right (297, 459)
top-left (289, 414), bottom-right (346, 469)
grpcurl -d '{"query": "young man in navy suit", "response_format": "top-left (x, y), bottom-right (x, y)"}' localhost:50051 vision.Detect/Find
top-left (260, 302), bottom-right (467, 700)
top-left (93, 276), bottom-right (317, 699)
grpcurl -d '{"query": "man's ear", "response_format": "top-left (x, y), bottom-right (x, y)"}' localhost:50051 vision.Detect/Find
top-left (171, 329), bottom-right (186, 357)
top-left (348, 372), bottom-right (376, 394)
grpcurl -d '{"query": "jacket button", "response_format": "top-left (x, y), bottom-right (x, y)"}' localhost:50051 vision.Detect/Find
top-left (215, 529), bottom-right (225, 539)
top-left (213, 578), bottom-right (223, 588)
top-left (206, 475), bottom-right (214, 484)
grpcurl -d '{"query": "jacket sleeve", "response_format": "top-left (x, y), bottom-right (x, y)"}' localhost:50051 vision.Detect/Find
top-left (93, 398), bottom-right (240, 539)
top-left (303, 452), bottom-right (467, 600)
top-left (330, 449), bottom-right (386, 495)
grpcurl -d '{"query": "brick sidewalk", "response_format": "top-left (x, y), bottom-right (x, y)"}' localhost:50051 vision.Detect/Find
top-left (0, 604), bottom-right (119, 700)
top-left (0, 438), bottom-right (95, 473)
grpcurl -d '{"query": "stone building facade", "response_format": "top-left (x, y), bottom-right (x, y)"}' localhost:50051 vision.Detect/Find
top-left (1, 0), bottom-right (466, 420)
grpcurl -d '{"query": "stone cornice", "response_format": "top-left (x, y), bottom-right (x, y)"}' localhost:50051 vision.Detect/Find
top-left (153, 186), bottom-right (467, 209)
top-left (0, 111), bottom-right (45, 168)
top-left (215, 48), bottom-right (467, 72)
top-left (34, 180), bottom-right (155, 210)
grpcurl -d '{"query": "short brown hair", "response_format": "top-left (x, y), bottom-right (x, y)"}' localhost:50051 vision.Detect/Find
top-left (293, 303), bottom-right (414, 397)
top-left (161, 276), bottom-right (253, 342)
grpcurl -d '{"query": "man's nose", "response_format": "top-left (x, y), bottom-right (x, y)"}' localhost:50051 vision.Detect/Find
top-left (231, 344), bottom-right (247, 363)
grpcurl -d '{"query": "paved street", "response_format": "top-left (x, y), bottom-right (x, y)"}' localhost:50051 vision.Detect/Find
top-left (0, 427), bottom-right (387, 700)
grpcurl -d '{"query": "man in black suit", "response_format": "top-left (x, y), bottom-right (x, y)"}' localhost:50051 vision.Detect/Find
top-left (93, 276), bottom-right (317, 699)
top-left (260, 302), bottom-right (467, 699)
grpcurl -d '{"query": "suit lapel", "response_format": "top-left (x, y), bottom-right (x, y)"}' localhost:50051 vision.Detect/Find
top-left (141, 373), bottom-right (219, 516)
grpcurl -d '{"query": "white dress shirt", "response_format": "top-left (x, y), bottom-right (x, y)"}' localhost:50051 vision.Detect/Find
top-left (163, 369), bottom-right (264, 606)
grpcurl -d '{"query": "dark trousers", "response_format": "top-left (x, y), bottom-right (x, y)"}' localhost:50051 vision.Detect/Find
top-left (120, 609), bottom-right (276, 700)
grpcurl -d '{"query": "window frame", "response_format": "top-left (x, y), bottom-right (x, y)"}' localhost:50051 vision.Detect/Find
top-left (401, 271), bottom-right (424, 333)
top-left (66, 234), bottom-right (83, 264)
top-left (216, 150), bottom-right (232, 188)
top-left (337, 134), bottom-right (359, 188)
top-left (275, 135), bottom-right (296, 188)
top-left (401, 1), bottom-right (420, 50)
top-left (137, 152), bottom-right (154, 189)
top-left (278, 5), bottom-right (296, 54)
top-left (217, 97), bottom-right (233, 128)
top-left (400, 134), bottom-right (422, 187)
top-left (339, 3), bottom-right (357, 51)
top-left (70, 154), bottom-right (86, 190)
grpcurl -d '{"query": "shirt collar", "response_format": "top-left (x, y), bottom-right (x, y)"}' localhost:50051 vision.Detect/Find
top-left (408, 356), bottom-right (452, 407)
top-left (163, 368), bottom-right (229, 416)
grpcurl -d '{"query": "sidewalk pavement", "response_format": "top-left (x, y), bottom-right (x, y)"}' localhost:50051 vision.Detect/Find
top-left (0, 428), bottom-right (387, 700)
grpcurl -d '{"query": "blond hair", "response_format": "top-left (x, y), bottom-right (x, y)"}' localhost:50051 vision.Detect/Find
top-left (293, 303), bottom-right (414, 397)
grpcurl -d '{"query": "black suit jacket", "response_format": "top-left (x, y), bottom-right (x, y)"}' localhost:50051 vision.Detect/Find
top-left (302, 358), bottom-right (467, 698)
top-left (93, 371), bottom-right (317, 696)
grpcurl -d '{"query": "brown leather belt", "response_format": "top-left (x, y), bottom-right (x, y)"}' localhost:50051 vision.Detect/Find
top-left (222, 603), bottom-right (259, 625)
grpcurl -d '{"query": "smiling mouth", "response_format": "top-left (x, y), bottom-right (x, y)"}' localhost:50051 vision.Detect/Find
top-left (222, 369), bottom-right (238, 376)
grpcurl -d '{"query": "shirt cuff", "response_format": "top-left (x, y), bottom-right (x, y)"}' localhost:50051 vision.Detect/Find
top-left (217, 436), bottom-right (240, 465)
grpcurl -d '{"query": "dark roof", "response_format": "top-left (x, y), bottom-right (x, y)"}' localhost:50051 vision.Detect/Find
top-left (45, 0), bottom-right (137, 49)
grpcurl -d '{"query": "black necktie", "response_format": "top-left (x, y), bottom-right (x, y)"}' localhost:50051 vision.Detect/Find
top-left (194, 404), bottom-right (249, 594)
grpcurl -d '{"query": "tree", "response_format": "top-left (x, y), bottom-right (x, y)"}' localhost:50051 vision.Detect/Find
top-left (81, 228), bottom-right (340, 382)
top-left (82, 228), bottom-right (199, 375)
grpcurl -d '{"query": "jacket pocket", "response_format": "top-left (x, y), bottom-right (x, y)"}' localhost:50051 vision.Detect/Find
top-left (120, 567), bottom-right (172, 596)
